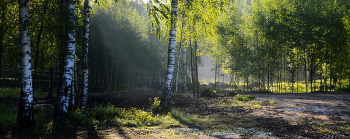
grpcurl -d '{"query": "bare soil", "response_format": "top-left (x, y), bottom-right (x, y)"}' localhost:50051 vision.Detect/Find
top-left (170, 91), bottom-right (350, 138)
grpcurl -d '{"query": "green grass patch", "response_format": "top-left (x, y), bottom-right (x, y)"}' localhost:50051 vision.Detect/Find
top-left (0, 104), bottom-right (17, 131)
top-left (234, 95), bottom-right (256, 101)
top-left (0, 88), bottom-right (20, 98)
top-left (171, 108), bottom-right (212, 124)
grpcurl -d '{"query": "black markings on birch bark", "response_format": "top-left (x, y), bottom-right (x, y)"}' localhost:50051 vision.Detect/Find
top-left (160, 0), bottom-right (178, 109)
top-left (18, 0), bottom-right (35, 127)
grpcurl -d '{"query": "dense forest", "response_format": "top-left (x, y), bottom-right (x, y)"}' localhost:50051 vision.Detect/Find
top-left (1, 0), bottom-right (350, 137)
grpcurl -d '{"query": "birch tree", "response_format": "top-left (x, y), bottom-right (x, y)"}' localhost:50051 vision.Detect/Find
top-left (159, 0), bottom-right (178, 109)
top-left (81, 0), bottom-right (90, 109)
top-left (55, 0), bottom-right (76, 122)
top-left (174, 8), bottom-right (186, 96)
top-left (17, 0), bottom-right (35, 127)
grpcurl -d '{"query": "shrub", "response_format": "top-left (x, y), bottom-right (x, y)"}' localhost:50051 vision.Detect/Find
top-left (90, 104), bottom-right (120, 120)
top-left (150, 97), bottom-right (160, 114)
top-left (234, 95), bottom-right (256, 101)
top-left (336, 87), bottom-right (350, 92)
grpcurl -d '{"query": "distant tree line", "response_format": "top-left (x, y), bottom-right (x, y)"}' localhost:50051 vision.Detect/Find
top-left (208, 0), bottom-right (350, 93)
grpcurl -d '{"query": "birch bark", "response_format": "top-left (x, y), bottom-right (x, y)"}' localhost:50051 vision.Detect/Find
top-left (55, 1), bottom-right (76, 122)
top-left (174, 9), bottom-right (186, 96)
top-left (81, 0), bottom-right (90, 108)
top-left (160, 0), bottom-right (178, 109)
top-left (18, 0), bottom-right (35, 127)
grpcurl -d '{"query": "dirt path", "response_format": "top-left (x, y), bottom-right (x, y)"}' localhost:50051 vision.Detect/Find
top-left (251, 93), bottom-right (350, 122)
top-left (171, 92), bottom-right (350, 138)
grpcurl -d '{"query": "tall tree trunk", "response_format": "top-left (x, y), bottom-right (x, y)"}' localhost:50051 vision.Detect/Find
top-left (105, 52), bottom-right (109, 90)
top-left (262, 61), bottom-right (265, 90)
top-left (190, 40), bottom-right (195, 97)
top-left (195, 40), bottom-right (199, 97)
top-left (160, 0), bottom-right (178, 109)
top-left (310, 52), bottom-right (313, 92)
top-left (70, 60), bottom-right (76, 110)
top-left (267, 65), bottom-right (270, 91)
top-left (174, 9), bottom-right (186, 96)
top-left (214, 59), bottom-right (217, 91)
top-left (18, 0), bottom-right (35, 127)
top-left (33, 9), bottom-right (46, 92)
top-left (48, 67), bottom-right (54, 98)
top-left (183, 44), bottom-right (187, 95)
top-left (174, 49), bottom-right (180, 96)
top-left (0, 6), bottom-right (7, 87)
top-left (280, 53), bottom-right (282, 93)
top-left (304, 52), bottom-right (307, 93)
top-left (82, 0), bottom-right (89, 108)
top-left (55, 1), bottom-right (76, 122)
top-left (114, 48), bottom-right (119, 91)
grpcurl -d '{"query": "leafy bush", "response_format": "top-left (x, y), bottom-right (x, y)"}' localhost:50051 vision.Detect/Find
top-left (336, 87), bottom-right (350, 92)
top-left (150, 97), bottom-right (160, 114)
top-left (90, 104), bottom-right (121, 120)
top-left (86, 102), bottom-right (170, 127)
top-left (234, 95), bottom-right (256, 101)
top-left (69, 107), bottom-right (91, 125)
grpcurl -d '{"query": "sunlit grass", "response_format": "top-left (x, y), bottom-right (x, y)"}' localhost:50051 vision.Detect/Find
top-left (225, 79), bottom-right (349, 93)
top-left (171, 108), bottom-right (213, 124)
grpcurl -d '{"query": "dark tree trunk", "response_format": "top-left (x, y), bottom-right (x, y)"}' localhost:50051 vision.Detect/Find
top-left (195, 41), bottom-right (199, 97)
top-left (0, 7), bottom-right (6, 87)
top-left (33, 15), bottom-right (45, 90)
top-left (190, 40), bottom-right (195, 97)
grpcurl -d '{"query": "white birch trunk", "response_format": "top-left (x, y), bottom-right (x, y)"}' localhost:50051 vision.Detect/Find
top-left (160, 0), bottom-right (178, 108)
top-left (81, 0), bottom-right (89, 108)
top-left (175, 46), bottom-right (181, 96)
top-left (18, 0), bottom-right (35, 127)
top-left (55, 2), bottom-right (76, 122)
top-left (71, 59), bottom-right (76, 109)
top-left (174, 9), bottom-right (186, 96)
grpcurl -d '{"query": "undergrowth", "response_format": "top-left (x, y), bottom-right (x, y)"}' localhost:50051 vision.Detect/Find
top-left (0, 104), bottom-right (17, 131)
top-left (0, 97), bottom-right (175, 136)
top-left (234, 95), bottom-right (256, 101)
top-left (0, 88), bottom-right (20, 98)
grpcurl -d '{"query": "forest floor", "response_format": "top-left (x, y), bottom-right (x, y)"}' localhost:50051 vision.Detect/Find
top-left (171, 92), bottom-right (350, 138)
top-left (79, 90), bottom-right (350, 138)
top-left (2, 90), bottom-right (350, 138)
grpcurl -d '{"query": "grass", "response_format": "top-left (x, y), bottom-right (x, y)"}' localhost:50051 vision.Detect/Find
top-left (0, 96), bottom-right (181, 137)
top-left (0, 88), bottom-right (21, 98)
top-left (171, 108), bottom-right (213, 124)
top-left (218, 78), bottom-right (349, 93)
top-left (0, 104), bottom-right (17, 131)
top-left (234, 95), bottom-right (256, 101)
top-left (1, 86), bottom-right (348, 138)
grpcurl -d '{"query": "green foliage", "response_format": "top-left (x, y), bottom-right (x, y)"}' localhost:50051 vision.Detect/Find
top-left (90, 104), bottom-right (121, 120)
top-left (0, 104), bottom-right (17, 131)
top-left (150, 97), bottom-right (160, 114)
top-left (0, 88), bottom-right (20, 98)
top-left (90, 0), bottom-right (167, 90)
top-left (234, 95), bottom-right (255, 101)
top-left (86, 103), bottom-right (172, 127)
top-left (336, 87), bottom-right (350, 92)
